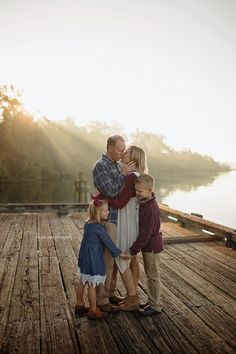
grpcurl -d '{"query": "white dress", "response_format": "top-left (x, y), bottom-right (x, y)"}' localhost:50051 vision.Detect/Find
top-left (115, 173), bottom-right (140, 273)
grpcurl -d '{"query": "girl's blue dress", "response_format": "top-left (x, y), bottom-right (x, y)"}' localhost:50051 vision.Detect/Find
top-left (78, 223), bottom-right (121, 286)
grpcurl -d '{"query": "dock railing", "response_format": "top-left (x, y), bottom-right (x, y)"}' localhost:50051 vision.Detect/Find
top-left (159, 203), bottom-right (236, 248)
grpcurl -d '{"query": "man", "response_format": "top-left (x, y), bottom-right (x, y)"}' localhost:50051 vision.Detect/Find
top-left (92, 135), bottom-right (135, 313)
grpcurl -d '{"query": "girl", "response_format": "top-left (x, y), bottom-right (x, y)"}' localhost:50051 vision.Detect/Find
top-left (75, 198), bottom-right (127, 319)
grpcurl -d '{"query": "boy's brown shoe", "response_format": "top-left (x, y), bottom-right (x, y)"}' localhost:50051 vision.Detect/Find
top-left (88, 308), bottom-right (108, 320)
top-left (138, 305), bottom-right (161, 316)
top-left (75, 304), bottom-right (90, 317)
top-left (118, 295), bottom-right (139, 312)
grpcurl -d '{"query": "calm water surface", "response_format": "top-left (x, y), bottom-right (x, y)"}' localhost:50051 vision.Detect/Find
top-left (160, 170), bottom-right (236, 229)
top-left (0, 170), bottom-right (235, 229)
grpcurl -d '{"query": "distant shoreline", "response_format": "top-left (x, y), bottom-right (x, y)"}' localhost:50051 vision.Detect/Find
top-left (0, 169), bottom-right (233, 185)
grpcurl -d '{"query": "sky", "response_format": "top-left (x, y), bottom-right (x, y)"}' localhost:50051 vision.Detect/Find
top-left (1, 0), bottom-right (236, 165)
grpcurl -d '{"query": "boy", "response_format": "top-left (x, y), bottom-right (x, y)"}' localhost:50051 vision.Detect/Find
top-left (129, 173), bottom-right (164, 316)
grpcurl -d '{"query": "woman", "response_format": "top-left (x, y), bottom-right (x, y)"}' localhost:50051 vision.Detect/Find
top-left (106, 145), bottom-right (148, 311)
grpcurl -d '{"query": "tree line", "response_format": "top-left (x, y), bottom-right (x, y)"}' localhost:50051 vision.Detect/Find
top-left (0, 86), bottom-right (229, 182)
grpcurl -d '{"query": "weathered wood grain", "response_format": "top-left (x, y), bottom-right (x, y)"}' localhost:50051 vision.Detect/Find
top-left (0, 215), bottom-right (26, 349)
top-left (138, 255), bottom-right (235, 353)
top-left (0, 212), bottom-right (236, 354)
top-left (165, 244), bottom-right (236, 298)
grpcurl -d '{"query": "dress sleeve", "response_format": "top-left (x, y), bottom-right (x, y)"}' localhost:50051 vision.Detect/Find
top-left (106, 173), bottom-right (137, 208)
top-left (98, 225), bottom-right (122, 257)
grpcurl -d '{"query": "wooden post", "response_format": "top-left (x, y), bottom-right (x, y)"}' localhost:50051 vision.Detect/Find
top-left (74, 172), bottom-right (90, 204)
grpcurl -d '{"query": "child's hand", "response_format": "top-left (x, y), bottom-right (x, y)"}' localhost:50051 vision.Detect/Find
top-left (120, 253), bottom-right (132, 260)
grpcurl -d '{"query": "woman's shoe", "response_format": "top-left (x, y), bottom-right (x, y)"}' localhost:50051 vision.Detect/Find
top-left (88, 307), bottom-right (108, 320)
top-left (99, 303), bottom-right (120, 313)
top-left (75, 304), bottom-right (90, 317)
top-left (118, 295), bottom-right (139, 312)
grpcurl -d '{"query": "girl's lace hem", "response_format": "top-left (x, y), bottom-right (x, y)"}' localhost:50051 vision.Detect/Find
top-left (80, 273), bottom-right (106, 287)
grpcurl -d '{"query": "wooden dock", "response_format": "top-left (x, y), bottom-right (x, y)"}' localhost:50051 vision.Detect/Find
top-left (0, 205), bottom-right (236, 353)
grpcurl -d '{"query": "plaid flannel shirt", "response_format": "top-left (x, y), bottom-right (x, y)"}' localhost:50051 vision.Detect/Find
top-left (92, 154), bottom-right (126, 224)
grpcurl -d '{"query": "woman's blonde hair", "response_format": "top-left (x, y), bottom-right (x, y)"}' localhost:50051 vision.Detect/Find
top-left (86, 199), bottom-right (108, 224)
top-left (129, 145), bottom-right (148, 173)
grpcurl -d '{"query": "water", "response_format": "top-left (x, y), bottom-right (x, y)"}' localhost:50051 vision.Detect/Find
top-left (0, 170), bottom-right (235, 229)
top-left (160, 170), bottom-right (236, 229)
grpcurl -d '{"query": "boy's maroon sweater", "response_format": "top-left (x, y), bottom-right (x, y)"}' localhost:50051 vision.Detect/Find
top-left (130, 194), bottom-right (164, 256)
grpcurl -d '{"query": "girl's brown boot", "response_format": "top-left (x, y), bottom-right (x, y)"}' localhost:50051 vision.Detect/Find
top-left (88, 307), bottom-right (108, 320)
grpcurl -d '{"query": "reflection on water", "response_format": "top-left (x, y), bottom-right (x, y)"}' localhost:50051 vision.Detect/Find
top-left (0, 178), bottom-right (76, 203)
top-left (0, 173), bottom-right (218, 204)
top-left (154, 174), bottom-right (217, 202)
top-left (161, 171), bottom-right (236, 229)
top-left (0, 171), bottom-right (235, 229)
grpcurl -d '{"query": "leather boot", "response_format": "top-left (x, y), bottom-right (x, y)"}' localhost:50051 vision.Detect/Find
top-left (118, 294), bottom-right (139, 312)
top-left (88, 307), bottom-right (108, 319)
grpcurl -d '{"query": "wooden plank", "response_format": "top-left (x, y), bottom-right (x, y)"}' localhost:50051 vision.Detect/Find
top-left (38, 213), bottom-right (79, 352)
top-left (75, 317), bottom-right (121, 354)
top-left (161, 221), bottom-right (223, 243)
top-left (106, 312), bottom-right (173, 353)
top-left (0, 215), bottom-right (26, 350)
top-left (161, 221), bottom-right (205, 237)
top-left (165, 244), bottom-right (236, 298)
top-left (2, 321), bottom-right (40, 354)
top-left (1, 212), bottom-right (236, 353)
top-left (47, 214), bottom-right (80, 306)
top-left (159, 203), bottom-right (236, 240)
top-left (70, 212), bottom-right (88, 230)
top-left (138, 257), bottom-right (235, 353)
top-left (1, 214), bottom-right (40, 353)
top-left (164, 235), bottom-right (222, 244)
top-left (37, 213), bottom-right (57, 258)
top-left (172, 243), bottom-right (236, 282)
top-left (39, 256), bottom-right (78, 354)
top-left (189, 242), bottom-right (236, 270)
top-left (161, 247), bottom-right (236, 319)
top-left (161, 284), bottom-right (235, 353)
top-left (60, 214), bottom-right (82, 255)
top-left (8, 214), bottom-right (39, 322)
top-left (0, 214), bottom-right (19, 256)
top-left (211, 243), bottom-right (236, 260)
top-left (156, 256), bottom-right (236, 350)
top-left (136, 310), bottom-right (198, 353)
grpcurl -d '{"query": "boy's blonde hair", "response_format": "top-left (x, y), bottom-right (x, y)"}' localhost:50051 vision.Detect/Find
top-left (134, 173), bottom-right (154, 190)
top-left (86, 199), bottom-right (108, 224)
top-left (129, 145), bottom-right (148, 173)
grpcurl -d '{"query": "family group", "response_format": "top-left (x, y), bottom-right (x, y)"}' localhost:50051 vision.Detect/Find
top-left (74, 135), bottom-right (164, 319)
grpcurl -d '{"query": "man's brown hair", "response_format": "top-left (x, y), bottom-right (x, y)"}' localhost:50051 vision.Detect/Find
top-left (106, 135), bottom-right (125, 149)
